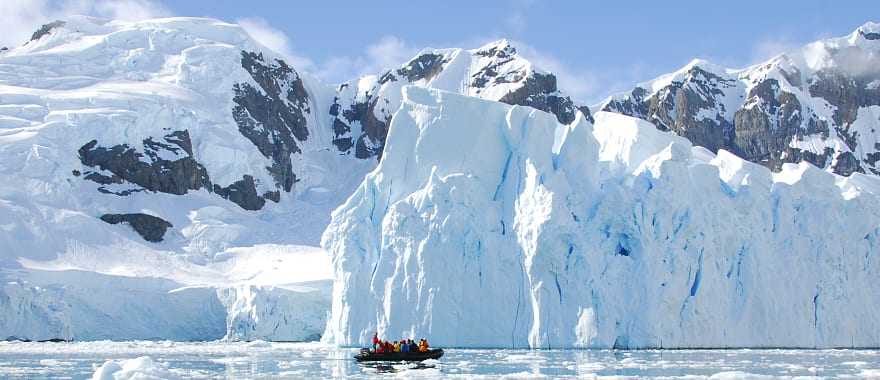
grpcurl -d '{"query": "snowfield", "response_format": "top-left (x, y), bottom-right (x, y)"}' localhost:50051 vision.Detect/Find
top-left (323, 86), bottom-right (880, 348)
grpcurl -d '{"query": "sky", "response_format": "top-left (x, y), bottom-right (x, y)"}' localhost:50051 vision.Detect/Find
top-left (0, 0), bottom-right (876, 104)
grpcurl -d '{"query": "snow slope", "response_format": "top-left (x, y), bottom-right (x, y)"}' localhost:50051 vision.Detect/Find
top-left (323, 86), bottom-right (880, 348)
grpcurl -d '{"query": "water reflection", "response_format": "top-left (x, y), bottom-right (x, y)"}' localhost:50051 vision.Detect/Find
top-left (358, 361), bottom-right (436, 373)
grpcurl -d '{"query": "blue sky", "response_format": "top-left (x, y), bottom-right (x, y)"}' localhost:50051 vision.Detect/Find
top-left (2, 0), bottom-right (876, 103)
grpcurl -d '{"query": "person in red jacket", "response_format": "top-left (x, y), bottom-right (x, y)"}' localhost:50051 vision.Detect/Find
top-left (372, 332), bottom-right (379, 351)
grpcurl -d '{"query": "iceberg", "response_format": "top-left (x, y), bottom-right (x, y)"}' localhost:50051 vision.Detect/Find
top-left (322, 86), bottom-right (880, 348)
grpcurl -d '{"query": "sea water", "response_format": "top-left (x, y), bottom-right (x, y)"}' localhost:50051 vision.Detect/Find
top-left (1, 341), bottom-right (879, 379)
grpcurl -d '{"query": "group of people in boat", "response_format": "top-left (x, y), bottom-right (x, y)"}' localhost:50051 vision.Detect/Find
top-left (371, 333), bottom-right (431, 353)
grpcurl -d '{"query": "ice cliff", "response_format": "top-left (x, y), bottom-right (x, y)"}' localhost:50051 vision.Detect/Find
top-left (323, 86), bottom-right (880, 348)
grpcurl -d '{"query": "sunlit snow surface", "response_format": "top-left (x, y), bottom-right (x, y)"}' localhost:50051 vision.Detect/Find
top-left (1, 342), bottom-right (879, 379)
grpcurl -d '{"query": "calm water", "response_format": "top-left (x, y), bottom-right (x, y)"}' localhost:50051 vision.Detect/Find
top-left (1, 341), bottom-right (879, 379)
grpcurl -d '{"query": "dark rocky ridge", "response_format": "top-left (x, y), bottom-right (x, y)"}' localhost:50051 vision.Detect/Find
top-left (233, 51), bottom-right (310, 192)
top-left (603, 60), bottom-right (880, 176)
top-left (78, 131), bottom-right (211, 196)
top-left (78, 130), bottom-right (271, 211)
top-left (860, 30), bottom-right (880, 41)
top-left (331, 53), bottom-right (451, 160)
top-left (604, 66), bottom-right (736, 154)
top-left (471, 42), bottom-right (593, 125)
top-left (30, 21), bottom-right (65, 42)
top-left (100, 213), bottom-right (173, 242)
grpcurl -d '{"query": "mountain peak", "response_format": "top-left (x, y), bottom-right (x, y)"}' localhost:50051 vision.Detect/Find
top-left (473, 39), bottom-right (517, 58)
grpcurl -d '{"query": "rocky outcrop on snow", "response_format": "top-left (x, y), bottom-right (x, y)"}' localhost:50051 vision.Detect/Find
top-left (99, 213), bottom-right (173, 243)
top-left (323, 87), bottom-right (880, 349)
top-left (602, 22), bottom-right (880, 176)
top-left (77, 132), bottom-right (211, 198)
top-left (29, 20), bottom-right (66, 42)
top-left (233, 51), bottom-right (311, 195)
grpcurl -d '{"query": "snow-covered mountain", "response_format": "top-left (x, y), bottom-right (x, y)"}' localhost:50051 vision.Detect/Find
top-left (330, 39), bottom-right (591, 160)
top-left (0, 16), bottom-right (348, 341)
top-left (323, 86), bottom-right (880, 349)
top-left (600, 22), bottom-right (880, 176)
top-left (0, 16), bottom-right (588, 341)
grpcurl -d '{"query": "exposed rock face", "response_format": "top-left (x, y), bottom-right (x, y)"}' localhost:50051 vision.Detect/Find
top-left (100, 213), bottom-right (173, 242)
top-left (233, 51), bottom-right (310, 192)
top-left (603, 27), bottom-right (880, 177)
top-left (78, 129), bottom-right (270, 210)
top-left (468, 42), bottom-right (593, 125)
top-left (498, 72), bottom-right (586, 125)
top-left (329, 52), bottom-right (452, 161)
top-left (605, 66), bottom-right (737, 154)
top-left (732, 79), bottom-right (812, 170)
top-left (213, 175), bottom-right (268, 211)
top-left (860, 30), bottom-right (880, 41)
top-left (77, 131), bottom-right (211, 196)
top-left (395, 52), bottom-right (447, 82)
top-left (30, 21), bottom-right (65, 41)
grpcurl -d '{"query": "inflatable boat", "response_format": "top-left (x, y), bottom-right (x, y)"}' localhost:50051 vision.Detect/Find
top-left (354, 348), bottom-right (444, 362)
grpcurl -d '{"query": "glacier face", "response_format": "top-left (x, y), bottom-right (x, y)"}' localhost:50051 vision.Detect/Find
top-left (323, 86), bottom-right (880, 348)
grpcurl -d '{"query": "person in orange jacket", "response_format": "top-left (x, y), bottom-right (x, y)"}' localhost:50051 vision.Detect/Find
top-left (419, 338), bottom-right (429, 352)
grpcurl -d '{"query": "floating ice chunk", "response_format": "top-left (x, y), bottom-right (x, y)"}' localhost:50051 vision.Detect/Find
top-left (91, 356), bottom-right (178, 380)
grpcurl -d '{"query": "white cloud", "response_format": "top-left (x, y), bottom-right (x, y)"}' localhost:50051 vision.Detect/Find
top-left (0, 0), bottom-right (170, 48)
top-left (751, 37), bottom-right (802, 64)
top-left (365, 36), bottom-right (418, 75)
top-left (503, 0), bottom-right (535, 36)
top-left (93, 0), bottom-right (170, 21)
top-left (512, 41), bottom-right (599, 104)
top-left (237, 17), bottom-right (315, 70)
top-left (310, 36), bottom-right (418, 84)
top-left (235, 18), bottom-right (415, 84)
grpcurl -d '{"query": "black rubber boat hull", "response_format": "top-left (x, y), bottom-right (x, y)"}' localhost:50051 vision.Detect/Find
top-left (354, 348), bottom-right (444, 362)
